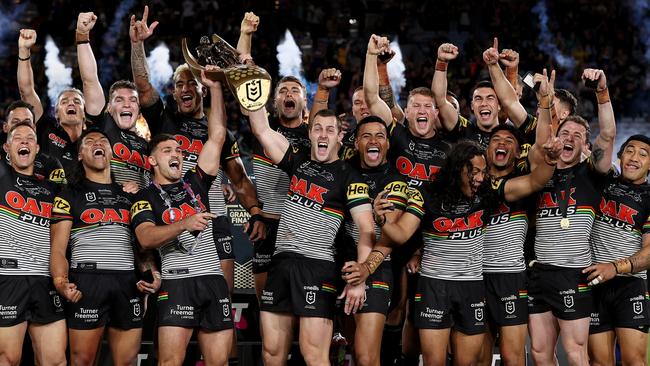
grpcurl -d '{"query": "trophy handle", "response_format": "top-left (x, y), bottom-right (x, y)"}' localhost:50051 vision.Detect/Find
top-left (181, 38), bottom-right (226, 83)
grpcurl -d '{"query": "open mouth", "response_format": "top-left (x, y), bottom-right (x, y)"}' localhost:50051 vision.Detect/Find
top-left (495, 148), bottom-right (507, 160)
top-left (360, 111), bottom-right (370, 118)
top-left (284, 99), bottom-right (296, 113)
top-left (119, 111), bottom-right (133, 118)
top-left (66, 107), bottom-right (77, 115)
top-left (169, 159), bottom-right (180, 172)
top-left (17, 147), bottom-right (30, 156)
top-left (181, 95), bottom-right (193, 107)
top-left (367, 147), bottom-right (380, 161)
top-left (317, 142), bottom-right (328, 154)
top-left (416, 117), bottom-right (428, 128)
top-left (93, 148), bottom-right (105, 157)
top-left (479, 109), bottom-right (491, 119)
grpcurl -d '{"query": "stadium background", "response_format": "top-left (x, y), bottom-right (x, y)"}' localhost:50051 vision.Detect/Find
top-left (0, 0), bottom-right (649, 364)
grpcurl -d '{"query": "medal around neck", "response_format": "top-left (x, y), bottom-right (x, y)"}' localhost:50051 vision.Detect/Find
top-left (182, 35), bottom-right (271, 112)
top-left (560, 217), bottom-right (571, 229)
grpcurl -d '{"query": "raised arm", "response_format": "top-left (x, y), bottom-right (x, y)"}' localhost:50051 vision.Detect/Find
top-left (76, 12), bottom-right (105, 115)
top-left (130, 5), bottom-right (159, 108)
top-left (377, 50), bottom-right (405, 123)
top-left (309, 68), bottom-right (342, 123)
top-left (363, 34), bottom-right (393, 124)
top-left (249, 108), bottom-right (290, 164)
top-left (17, 29), bottom-right (43, 121)
top-left (236, 12), bottom-right (259, 59)
top-left (431, 43), bottom-right (460, 131)
top-left (483, 38), bottom-right (527, 126)
top-left (503, 132), bottom-right (562, 202)
top-left (197, 68), bottom-right (227, 176)
top-left (583, 69), bottom-right (616, 174)
top-left (528, 69), bottom-right (556, 169)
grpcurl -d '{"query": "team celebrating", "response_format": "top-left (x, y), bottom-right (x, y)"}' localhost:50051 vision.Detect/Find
top-left (0, 6), bottom-right (649, 366)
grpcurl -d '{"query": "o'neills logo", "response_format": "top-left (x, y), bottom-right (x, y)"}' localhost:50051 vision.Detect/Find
top-left (5, 191), bottom-right (53, 218)
top-left (433, 211), bottom-right (484, 240)
top-left (395, 156), bottom-right (440, 182)
top-left (113, 142), bottom-right (152, 171)
top-left (162, 201), bottom-right (207, 224)
top-left (80, 208), bottom-right (130, 225)
top-left (289, 176), bottom-right (329, 210)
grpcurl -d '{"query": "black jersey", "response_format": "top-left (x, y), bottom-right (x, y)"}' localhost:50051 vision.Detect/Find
top-left (448, 115), bottom-right (536, 152)
top-left (35, 115), bottom-right (78, 175)
top-left (0, 131), bottom-right (65, 184)
top-left (131, 166), bottom-right (223, 279)
top-left (251, 115), bottom-right (310, 216)
top-left (274, 149), bottom-right (371, 262)
top-left (142, 98), bottom-right (240, 217)
top-left (86, 111), bottom-right (151, 189)
top-left (406, 187), bottom-right (492, 281)
top-left (534, 160), bottom-right (604, 268)
top-left (51, 180), bottom-right (135, 271)
top-left (344, 162), bottom-right (409, 248)
top-left (483, 174), bottom-right (529, 273)
top-left (0, 162), bottom-right (57, 276)
top-left (591, 174), bottom-right (650, 279)
top-left (387, 122), bottom-right (452, 189)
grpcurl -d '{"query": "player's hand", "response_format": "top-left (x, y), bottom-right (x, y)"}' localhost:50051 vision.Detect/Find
top-left (18, 29), bottom-right (37, 50)
top-left (182, 212), bottom-right (217, 232)
top-left (582, 68), bottom-right (607, 90)
top-left (367, 34), bottom-right (389, 56)
top-left (222, 184), bottom-right (236, 203)
top-left (542, 133), bottom-right (563, 161)
top-left (406, 253), bottom-right (421, 274)
top-left (341, 261), bottom-right (369, 286)
top-left (533, 68), bottom-right (556, 101)
top-left (338, 283), bottom-right (366, 315)
top-left (437, 43), bottom-right (459, 62)
top-left (76, 12), bottom-right (97, 34)
top-left (482, 37), bottom-right (499, 65)
top-left (245, 214), bottom-right (266, 242)
top-left (201, 66), bottom-right (223, 89)
top-left (56, 281), bottom-right (83, 303)
top-left (499, 48), bottom-right (520, 68)
top-left (583, 262), bottom-right (616, 286)
top-left (129, 5), bottom-right (159, 43)
top-left (318, 68), bottom-right (342, 90)
top-left (122, 181), bottom-right (139, 194)
top-left (240, 12), bottom-right (259, 35)
top-left (137, 270), bottom-right (161, 294)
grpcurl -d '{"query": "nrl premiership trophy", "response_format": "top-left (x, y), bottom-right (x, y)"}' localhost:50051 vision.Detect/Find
top-left (182, 35), bottom-right (271, 111)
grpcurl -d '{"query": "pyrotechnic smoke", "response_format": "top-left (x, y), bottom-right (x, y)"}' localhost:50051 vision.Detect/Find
top-left (44, 36), bottom-right (72, 107)
top-left (532, 0), bottom-right (576, 70)
top-left (99, 0), bottom-right (137, 85)
top-left (387, 38), bottom-right (406, 101)
top-left (0, 3), bottom-right (28, 56)
top-left (146, 42), bottom-right (173, 97)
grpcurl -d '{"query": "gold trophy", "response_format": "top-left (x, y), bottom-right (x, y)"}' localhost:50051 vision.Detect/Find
top-left (182, 35), bottom-right (271, 111)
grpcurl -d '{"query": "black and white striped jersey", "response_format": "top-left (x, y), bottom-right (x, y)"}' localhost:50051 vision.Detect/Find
top-left (52, 180), bottom-right (135, 271)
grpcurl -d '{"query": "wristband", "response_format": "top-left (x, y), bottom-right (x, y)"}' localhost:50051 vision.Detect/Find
top-left (76, 40), bottom-right (90, 45)
top-left (18, 54), bottom-right (31, 61)
top-left (314, 88), bottom-right (329, 105)
top-left (75, 31), bottom-right (90, 44)
top-left (435, 59), bottom-right (448, 72)
top-left (596, 87), bottom-right (610, 104)
top-left (613, 258), bottom-right (631, 274)
top-left (364, 250), bottom-right (385, 275)
top-left (246, 213), bottom-right (263, 235)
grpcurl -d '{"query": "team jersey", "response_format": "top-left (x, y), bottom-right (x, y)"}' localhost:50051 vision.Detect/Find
top-left (0, 131), bottom-right (65, 184)
top-left (344, 162), bottom-right (409, 256)
top-left (131, 166), bottom-right (223, 279)
top-left (534, 160), bottom-right (603, 268)
top-left (143, 98), bottom-right (240, 219)
top-left (36, 115), bottom-right (78, 175)
top-left (407, 187), bottom-right (493, 281)
top-left (0, 162), bottom-right (56, 276)
top-left (251, 115), bottom-right (310, 215)
top-left (86, 111), bottom-right (151, 189)
top-left (448, 115), bottom-right (536, 152)
top-left (483, 174), bottom-right (529, 273)
top-left (387, 121), bottom-right (452, 188)
top-left (274, 149), bottom-right (371, 262)
top-left (51, 180), bottom-right (135, 271)
top-left (591, 173), bottom-right (650, 279)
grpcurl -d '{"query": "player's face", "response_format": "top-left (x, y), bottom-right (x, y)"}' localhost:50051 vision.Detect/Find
top-left (352, 89), bottom-right (370, 121)
top-left (152, 139), bottom-right (184, 182)
top-left (355, 122), bottom-right (389, 169)
top-left (471, 87), bottom-right (500, 130)
top-left (274, 81), bottom-right (306, 121)
top-left (173, 70), bottom-right (204, 117)
top-left (461, 155), bottom-right (487, 198)
top-left (557, 121), bottom-right (588, 166)
top-left (108, 88), bottom-right (140, 131)
top-left (405, 94), bottom-right (438, 138)
top-left (56, 91), bottom-right (85, 126)
top-left (488, 130), bottom-right (519, 170)
top-left (620, 140), bottom-right (650, 184)
top-left (79, 132), bottom-right (111, 172)
top-left (310, 115), bottom-right (342, 163)
top-left (5, 125), bottom-right (38, 171)
top-left (4, 107), bottom-right (34, 133)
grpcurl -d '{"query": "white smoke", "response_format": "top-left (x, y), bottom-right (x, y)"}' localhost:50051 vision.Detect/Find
top-left (146, 42), bottom-right (173, 96)
top-left (0, 3), bottom-right (28, 56)
top-left (44, 36), bottom-right (72, 107)
top-left (387, 38), bottom-right (406, 100)
top-left (276, 29), bottom-right (305, 81)
top-left (532, 0), bottom-right (576, 70)
top-left (628, 0), bottom-right (650, 61)
top-left (100, 0), bottom-right (137, 85)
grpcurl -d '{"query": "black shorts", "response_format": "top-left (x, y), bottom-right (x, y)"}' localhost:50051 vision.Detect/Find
top-left (0, 275), bottom-right (64, 326)
top-left (253, 217), bottom-right (279, 274)
top-left (484, 272), bottom-right (528, 326)
top-left (66, 270), bottom-right (143, 330)
top-left (590, 275), bottom-right (650, 334)
top-left (413, 276), bottom-right (486, 335)
top-left (260, 253), bottom-right (338, 319)
top-left (358, 261), bottom-right (393, 315)
top-left (213, 216), bottom-right (235, 261)
top-left (157, 275), bottom-right (233, 331)
top-left (528, 263), bottom-right (592, 320)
